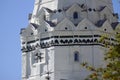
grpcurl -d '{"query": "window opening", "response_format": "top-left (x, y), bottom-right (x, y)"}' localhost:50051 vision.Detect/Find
top-left (73, 12), bottom-right (78, 19)
top-left (88, 8), bottom-right (92, 11)
top-left (85, 27), bottom-right (87, 29)
top-left (31, 33), bottom-right (33, 35)
top-left (74, 51), bottom-right (79, 61)
top-left (58, 9), bottom-right (62, 12)
top-left (104, 28), bottom-right (107, 31)
top-left (45, 29), bottom-right (47, 32)
top-left (34, 52), bottom-right (44, 63)
top-left (65, 27), bottom-right (68, 30)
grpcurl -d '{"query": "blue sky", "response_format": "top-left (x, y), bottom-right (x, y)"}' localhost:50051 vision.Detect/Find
top-left (0, 0), bottom-right (119, 80)
top-left (0, 0), bottom-right (34, 80)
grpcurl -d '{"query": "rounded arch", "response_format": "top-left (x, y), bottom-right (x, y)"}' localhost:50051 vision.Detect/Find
top-left (87, 39), bottom-right (90, 43)
top-left (68, 39), bottom-right (73, 43)
top-left (65, 39), bottom-right (69, 43)
top-left (74, 39), bottom-right (79, 43)
top-left (55, 39), bottom-right (59, 44)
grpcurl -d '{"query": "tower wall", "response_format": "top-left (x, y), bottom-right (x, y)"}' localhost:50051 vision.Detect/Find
top-left (33, 0), bottom-right (113, 15)
top-left (53, 43), bottom-right (105, 80)
top-left (20, 0), bottom-right (120, 80)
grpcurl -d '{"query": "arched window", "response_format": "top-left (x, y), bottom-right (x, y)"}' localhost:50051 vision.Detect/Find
top-left (74, 51), bottom-right (79, 61)
top-left (55, 39), bottom-right (59, 44)
top-left (74, 39), bottom-right (79, 43)
top-left (73, 12), bottom-right (78, 19)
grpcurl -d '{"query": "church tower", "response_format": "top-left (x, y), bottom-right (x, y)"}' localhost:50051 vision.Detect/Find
top-left (20, 0), bottom-right (120, 80)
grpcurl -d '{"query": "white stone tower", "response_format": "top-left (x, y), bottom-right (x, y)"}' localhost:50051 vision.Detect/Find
top-left (20, 0), bottom-right (120, 80)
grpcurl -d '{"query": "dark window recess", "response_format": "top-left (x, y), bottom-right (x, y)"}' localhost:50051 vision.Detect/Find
top-left (22, 42), bottom-right (25, 44)
top-left (85, 27), bottom-right (87, 29)
top-left (55, 40), bottom-right (59, 44)
top-left (74, 51), bottom-right (79, 61)
top-left (73, 12), bottom-right (78, 19)
top-left (87, 39), bottom-right (90, 42)
top-left (31, 33), bottom-right (33, 35)
top-left (111, 38), bottom-right (114, 41)
top-left (82, 39), bottom-right (87, 43)
top-left (65, 39), bottom-right (68, 43)
top-left (68, 39), bottom-right (73, 43)
top-left (34, 53), bottom-right (44, 62)
top-left (65, 27), bottom-right (68, 30)
top-left (88, 8), bottom-right (92, 11)
top-left (94, 39), bottom-right (98, 42)
top-left (104, 29), bottom-right (107, 31)
top-left (93, 9), bottom-right (96, 11)
top-left (58, 9), bottom-right (62, 12)
top-left (74, 39), bottom-right (79, 43)
top-left (45, 29), bottom-right (47, 32)
top-left (60, 40), bottom-right (64, 43)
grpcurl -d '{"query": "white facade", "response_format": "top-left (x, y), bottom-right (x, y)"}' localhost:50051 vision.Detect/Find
top-left (20, 0), bottom-right (120, 80)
